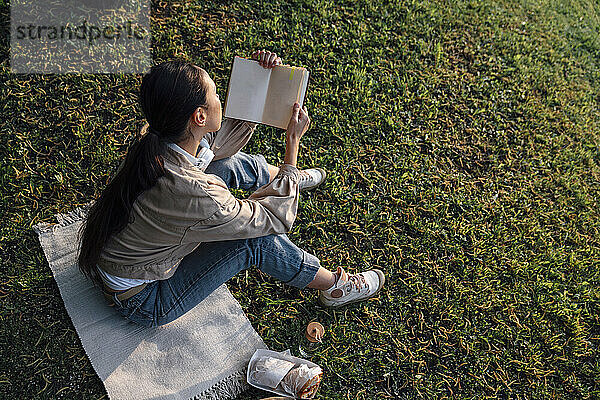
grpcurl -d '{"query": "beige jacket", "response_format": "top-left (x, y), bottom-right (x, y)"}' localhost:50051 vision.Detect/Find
top-left (97, 118), bottom-right (300, 280)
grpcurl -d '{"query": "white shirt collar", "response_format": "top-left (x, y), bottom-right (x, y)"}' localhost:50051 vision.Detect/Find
top-left (166, 142), bottom-right (199, 165)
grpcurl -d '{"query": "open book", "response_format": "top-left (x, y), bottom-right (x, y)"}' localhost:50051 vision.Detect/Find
top-left (223, 56), bottom-right (309, 129)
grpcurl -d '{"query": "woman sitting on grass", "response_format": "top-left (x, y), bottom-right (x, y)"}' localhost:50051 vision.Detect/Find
top-left (77, 49), bottom-right (385, 327)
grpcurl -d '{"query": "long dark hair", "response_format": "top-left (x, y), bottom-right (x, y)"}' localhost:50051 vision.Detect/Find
top-left (77, 59), bottom-right (209, 287)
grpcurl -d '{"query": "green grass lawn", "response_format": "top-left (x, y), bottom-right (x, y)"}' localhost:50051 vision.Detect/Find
top-left (1, 0), bottom-right (599, 398)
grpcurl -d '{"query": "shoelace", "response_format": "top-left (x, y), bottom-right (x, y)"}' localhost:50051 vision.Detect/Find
top-left (348, 274), bottom-right (368, 293)
top-left (299, 171), bottom-right (313, 184)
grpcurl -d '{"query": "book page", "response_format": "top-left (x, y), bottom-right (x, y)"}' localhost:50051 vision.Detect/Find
top-left (297, 68), bottom-right (309, 109)
top-left (262, 66), bottom-right (308, 129)
top-left (223, 56), bottom-right (271, 124)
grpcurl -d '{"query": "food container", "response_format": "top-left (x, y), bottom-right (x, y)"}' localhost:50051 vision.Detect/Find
top-left (305, 322), bottom-right (325, 343)
top-left (247, 349), bottom-right (322, 399)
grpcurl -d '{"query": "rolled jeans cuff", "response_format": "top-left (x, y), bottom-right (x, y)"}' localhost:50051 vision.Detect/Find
top-left (284, 250), bottom-right (320, 289)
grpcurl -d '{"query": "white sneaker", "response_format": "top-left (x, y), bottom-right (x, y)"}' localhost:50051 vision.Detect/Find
top-left (318, 267), bottom-right (385, 307)
top-left (298, 168), bottom-right (326, 191)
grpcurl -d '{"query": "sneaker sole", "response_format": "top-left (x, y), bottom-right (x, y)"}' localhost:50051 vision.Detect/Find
top-left (318, 269), bottom-right (385, 308)
top-left (300, 168), bottom-right (327, 191)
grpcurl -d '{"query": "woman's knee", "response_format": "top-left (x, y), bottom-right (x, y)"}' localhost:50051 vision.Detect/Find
top-left (204, 157), bottom-right (237, 185)
top-left (205, 152), bottom-right (270, 190)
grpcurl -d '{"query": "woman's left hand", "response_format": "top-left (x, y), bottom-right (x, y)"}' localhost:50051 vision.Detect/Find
top-left (250, 49), bottom-right (283, 69)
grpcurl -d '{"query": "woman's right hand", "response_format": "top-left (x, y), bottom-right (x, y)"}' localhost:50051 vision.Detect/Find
top-left (283, 102), bottom-right (310, 166)
top-left (286, 102), bottom-right (310, 142)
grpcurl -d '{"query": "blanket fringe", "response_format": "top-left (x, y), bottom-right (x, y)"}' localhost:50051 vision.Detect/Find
top-left (190, 367), bottom-right (249, 400)
top-left (32, 201), bottom-right (94, 236)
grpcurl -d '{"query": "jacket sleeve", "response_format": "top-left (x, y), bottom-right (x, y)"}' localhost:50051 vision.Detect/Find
top-left (180, 164), bottom-right (299, 244)
top-left (203, 118), bottom-right (259, 161)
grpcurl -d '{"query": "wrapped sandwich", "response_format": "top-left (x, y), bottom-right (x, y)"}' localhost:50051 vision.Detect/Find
top-left (247, 349), bottom-right (323, 399)
top-left (250, 356), bottom-right (296, 389)
top-left (280, 363), bottom-right (323, 398)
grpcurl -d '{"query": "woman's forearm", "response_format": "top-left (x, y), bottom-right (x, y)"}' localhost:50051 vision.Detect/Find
top-left (283, 137), bottom-right (300, 166)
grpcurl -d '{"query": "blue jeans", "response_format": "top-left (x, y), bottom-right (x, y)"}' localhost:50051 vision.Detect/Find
top-left (108, 151), bottom-right (321, 327)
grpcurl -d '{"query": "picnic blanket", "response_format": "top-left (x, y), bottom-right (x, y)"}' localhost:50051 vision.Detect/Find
top-left (33, 201), bottom-right (266, 400)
